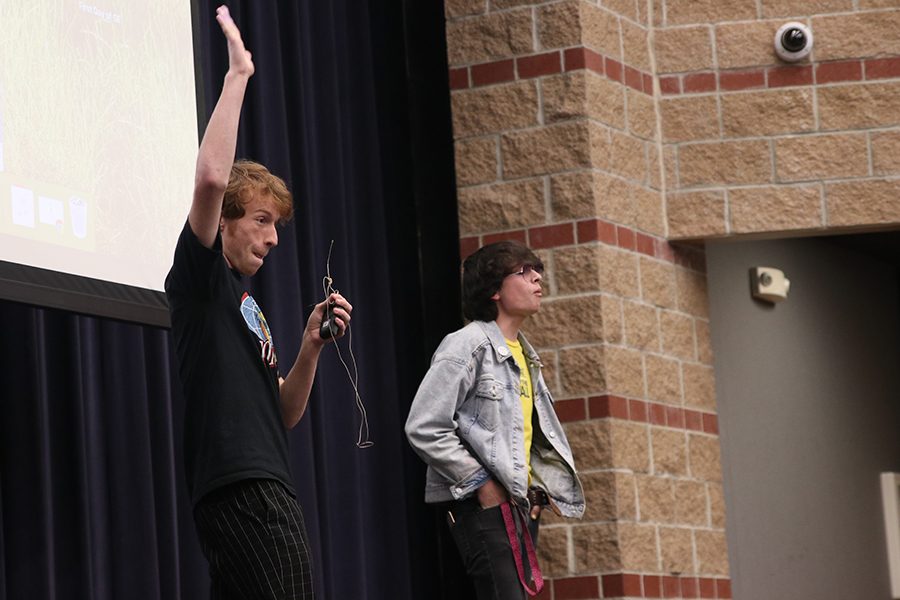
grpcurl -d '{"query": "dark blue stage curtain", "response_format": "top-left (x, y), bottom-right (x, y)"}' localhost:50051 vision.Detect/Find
top-left (0, 1), bottom-right (464, 598)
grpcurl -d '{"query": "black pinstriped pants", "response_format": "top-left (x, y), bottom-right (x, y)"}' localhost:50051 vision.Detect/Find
top-left (194, 479), bottom-right (315, 600)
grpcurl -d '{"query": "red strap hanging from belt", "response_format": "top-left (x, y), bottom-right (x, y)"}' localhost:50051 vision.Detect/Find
top-left (500, 500), bottom-right (543, 596)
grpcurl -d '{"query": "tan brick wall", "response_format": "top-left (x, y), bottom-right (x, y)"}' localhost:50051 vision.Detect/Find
top-left (445, 2), bottom-right (728, 598)
top-left (443, 0), bottom-right (900, 597)
top-left (656, 1), bottom-right (900, 239)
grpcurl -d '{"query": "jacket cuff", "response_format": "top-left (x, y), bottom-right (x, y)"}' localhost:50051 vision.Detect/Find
top-left (451, 466), bottom-right (490, 500)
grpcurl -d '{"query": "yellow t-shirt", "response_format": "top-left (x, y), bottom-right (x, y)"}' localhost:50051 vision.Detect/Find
top-left (506, 338), bottom-right (533, 484)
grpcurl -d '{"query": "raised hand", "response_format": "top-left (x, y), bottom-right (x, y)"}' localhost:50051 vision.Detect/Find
top-left (476, 478), bottom-right (509, 509)
top-left (189, 5), bottom-right (255, 248)
top-left (215, 5), bottom-right (254, 78)
top-left (309, 293), bottom-right (353, 344)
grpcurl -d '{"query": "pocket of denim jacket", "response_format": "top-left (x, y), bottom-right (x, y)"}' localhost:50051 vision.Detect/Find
top-left (474, 376), bottom-right (502, 431)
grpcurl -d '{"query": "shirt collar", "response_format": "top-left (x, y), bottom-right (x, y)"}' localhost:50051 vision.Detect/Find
top-left (476, 320), bottom-right (542, 367)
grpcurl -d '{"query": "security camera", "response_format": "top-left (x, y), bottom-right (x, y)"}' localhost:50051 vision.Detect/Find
top-left (774, 22), bottom-right (813, 62)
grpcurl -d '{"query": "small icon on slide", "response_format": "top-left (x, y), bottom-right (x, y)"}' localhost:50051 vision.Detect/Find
top-left (69, 196), bottom-right (87, 238)
top-left (39, 196), bottom-right (64, 233)
top-left (11, 185), bottom-right (35, 228)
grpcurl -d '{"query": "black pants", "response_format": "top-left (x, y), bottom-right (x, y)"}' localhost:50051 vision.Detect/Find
top-left (194, 479), bottom-right (314, 600)
top-left (445, 497), bottom-right (541, 600)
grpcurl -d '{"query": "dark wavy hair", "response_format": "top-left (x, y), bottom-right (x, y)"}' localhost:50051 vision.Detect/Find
top-left (462, 240), bottom-right (541, 322)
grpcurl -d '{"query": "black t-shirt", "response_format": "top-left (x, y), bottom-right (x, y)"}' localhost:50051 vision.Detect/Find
top-left (165, 221), bottom-right (295, 505)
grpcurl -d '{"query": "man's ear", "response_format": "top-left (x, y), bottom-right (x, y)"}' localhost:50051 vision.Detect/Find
top-left (491, 291), bottom-right (500, 301)
top-left (219, 216), bottom-right (225, 232)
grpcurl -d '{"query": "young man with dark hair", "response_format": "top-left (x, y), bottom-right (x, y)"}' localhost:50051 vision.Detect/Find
top-left (405, 240), bottom-right (584, 600)
top-left (165, 7), bottom-right (350, 598)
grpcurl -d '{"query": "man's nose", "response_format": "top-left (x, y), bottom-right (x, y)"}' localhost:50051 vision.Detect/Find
top-left (266, 225), bottom-right (278, 247)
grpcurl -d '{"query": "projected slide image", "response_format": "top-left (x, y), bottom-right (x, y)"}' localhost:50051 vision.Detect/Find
top-left (0, 0), bottom-right (198, 292)
top-left (0, 176), bottom-right (94, 247)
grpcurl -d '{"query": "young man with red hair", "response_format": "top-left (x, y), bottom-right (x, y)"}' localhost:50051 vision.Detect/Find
top-left (166, 7), bottom-right (350, 598)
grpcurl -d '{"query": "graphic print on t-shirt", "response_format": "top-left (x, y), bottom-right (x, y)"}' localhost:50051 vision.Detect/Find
top-left (518, 364), bottom-right (531, 400)
top-left (240, 292), bottom-right (278, 368)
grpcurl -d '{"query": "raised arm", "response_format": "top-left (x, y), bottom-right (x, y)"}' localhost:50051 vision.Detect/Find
top-left (189, 5), bottom-right (255, 248)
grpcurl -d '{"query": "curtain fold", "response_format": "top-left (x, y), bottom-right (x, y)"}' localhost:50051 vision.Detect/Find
top-left (1, 306), bottom-right (193, 599)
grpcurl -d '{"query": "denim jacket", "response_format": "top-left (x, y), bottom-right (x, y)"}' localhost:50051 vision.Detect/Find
top-left (405, 320), bottom-right (585, 518)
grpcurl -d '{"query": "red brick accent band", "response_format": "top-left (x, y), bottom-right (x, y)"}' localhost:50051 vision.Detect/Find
top-left (448, 66), bottom-right (469, 89)
top-left (552, 396), bottom-right (719, 435)
top-left (659, 56), bottom-right (900, 96)
top-left (459, 219), bottom-right (707, 273)
top-left (470, 60), bottom-right (513, 87)
top-left (539, 574), bottom-right (732, 599)
top-left (546, 575), bottom-right (599, 599)
top-left (449, 46), bottom-right (654, 95)
top-left (866, 56), bottom-right (900, 79)
top-left (451, 53), bottom-right (900, 97)
top-left (605, 574), bottom-right (732, 599)
top-left (718, 69), bottom-right (765, 91)
top-left (519, 51), bottom-right (563, 79)
top-left (768, 64), bottom-right (814, 88)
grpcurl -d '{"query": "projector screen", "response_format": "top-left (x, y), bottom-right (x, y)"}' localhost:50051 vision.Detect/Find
top-left (0, 0), bottom-right (201, 327)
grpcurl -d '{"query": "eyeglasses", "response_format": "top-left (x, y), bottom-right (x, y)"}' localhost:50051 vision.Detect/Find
top-left (508, 263), bottom-right (544, 278)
